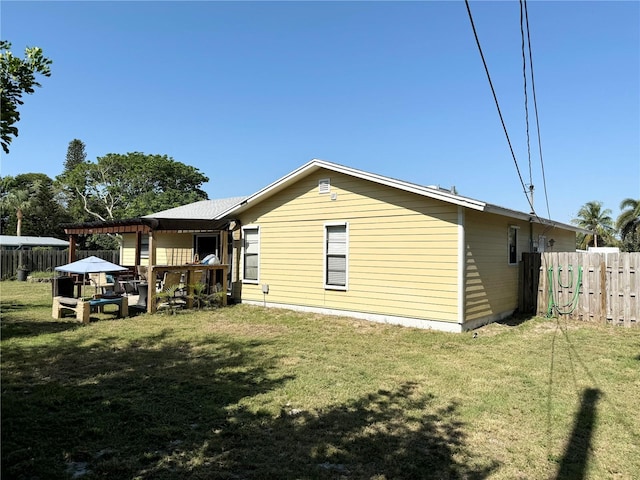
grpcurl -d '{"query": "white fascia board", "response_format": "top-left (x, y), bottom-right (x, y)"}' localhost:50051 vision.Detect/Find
top-left (215, 160), bottom-right (323, 219)
top-left (483, 204), bottom-right (590, 234)
top-left (216, 159), bottom-right (486, 219)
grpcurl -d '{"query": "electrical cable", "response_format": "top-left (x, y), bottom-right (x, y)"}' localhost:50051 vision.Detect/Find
top-left (464, 0), bottom-right (537, 218)
top-left (520, 0), bottom-right (534, 193)
top-left (523, 0), bottom-right (552, 220)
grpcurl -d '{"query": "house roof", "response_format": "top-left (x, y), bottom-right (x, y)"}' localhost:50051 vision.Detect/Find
top-left (217, 159), bottom-right (588, 233)
top-left (0, 235), bottom-right (69, 248)
top-left (62, 197), bottom-right (249, 235)
top-left (143, 196), bottom-right (248, 220)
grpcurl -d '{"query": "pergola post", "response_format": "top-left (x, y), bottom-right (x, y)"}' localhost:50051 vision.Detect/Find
top-left (135, 231), bottom-right (142, 267)
top-left (148, 231), bottom-right (157, 313)
top-left (68, 234), bottom-right (77, 263)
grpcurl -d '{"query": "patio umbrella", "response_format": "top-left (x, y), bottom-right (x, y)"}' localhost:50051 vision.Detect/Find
top-left (55, 256), bottom-right (128, 297)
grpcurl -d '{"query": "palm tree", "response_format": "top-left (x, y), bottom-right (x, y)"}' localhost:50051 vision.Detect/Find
top-left (572, 201), bottom-right (614, 249)
top-left (0, 178), bottom-right (41, 236)
top-left (617, 198), bottom-right (640, 251)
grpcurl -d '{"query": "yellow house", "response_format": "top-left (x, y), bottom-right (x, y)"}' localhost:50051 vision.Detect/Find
top-left (218, 160), bottom-right (581, 332)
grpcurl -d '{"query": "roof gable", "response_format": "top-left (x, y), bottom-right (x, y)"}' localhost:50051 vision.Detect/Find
top-left (217, 159), bottom-right (586, 233)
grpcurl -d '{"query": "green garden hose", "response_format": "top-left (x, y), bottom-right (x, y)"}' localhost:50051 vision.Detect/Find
top-left (547, 265), bottom-right (583, 317)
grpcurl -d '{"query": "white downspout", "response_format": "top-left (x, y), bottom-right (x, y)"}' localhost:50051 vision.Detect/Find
top-left (458, 206), bottom-right (466, 326)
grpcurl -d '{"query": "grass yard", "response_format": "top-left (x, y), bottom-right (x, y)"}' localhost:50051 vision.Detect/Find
top-left (1, 281), bottom-right (639, 479)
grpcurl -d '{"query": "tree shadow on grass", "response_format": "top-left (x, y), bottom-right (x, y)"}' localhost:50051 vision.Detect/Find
top-left (1, 301), bottom-right (133, 340)
top-left (1, 332), bottom-right (293, 480)
top-left (3, 335), bottom-right (498, 480)
top-left (143, 382), bottom-right (499, 479)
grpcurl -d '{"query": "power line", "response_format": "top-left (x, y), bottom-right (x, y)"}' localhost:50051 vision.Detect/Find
top-left (520, 0), bottom-right (534, 194)
top-left (523, 0), bottom-right (552, 220)
top-left (464, 0), bottom-right (536, 217)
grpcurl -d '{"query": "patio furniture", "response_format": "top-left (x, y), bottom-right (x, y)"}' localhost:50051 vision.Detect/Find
top-left (136, 265), bottom-right (148, 281)
top-left (129, 283), bottom-right (149, 313)
top-left (52, 296), bottom-right (128, 324)
top-left (89, 272), bottom-right (115, 294)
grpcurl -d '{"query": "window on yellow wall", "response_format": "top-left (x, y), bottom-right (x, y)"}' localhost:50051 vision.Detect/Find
top-left (325, 223), bottom-right (348, 289)
top-left (242, 226), bottom-right (259, 283)
top-left (140, 235), bottom-right (149, 259)
top-left (508, 226), bottom-right (519, 265)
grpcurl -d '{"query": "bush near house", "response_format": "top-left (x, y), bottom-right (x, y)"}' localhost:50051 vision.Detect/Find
top-left (1, 281), bottom-right (639, 479)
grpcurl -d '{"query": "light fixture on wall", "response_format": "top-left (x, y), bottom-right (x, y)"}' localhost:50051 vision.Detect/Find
top-left (548, 238), bottom-right (555, 249)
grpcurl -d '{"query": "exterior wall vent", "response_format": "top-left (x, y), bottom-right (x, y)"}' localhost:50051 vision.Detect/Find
top-left (319, 178), bottom-right (330, 194)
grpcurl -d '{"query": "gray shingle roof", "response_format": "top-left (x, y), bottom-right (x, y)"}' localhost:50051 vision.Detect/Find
top-left (143, 196), bottom-right (247, 220)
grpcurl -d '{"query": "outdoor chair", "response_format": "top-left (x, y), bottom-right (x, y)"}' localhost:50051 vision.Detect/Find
top-left (88, 272), bottom-right (115, 295)
top-left (157, 271), bottom-right (186, 297)
top-left (129, 283), bottom-right (148, 313)
top-left (136, 265), bottom-right (148, 281)
top-left (156, 271), bottom-right (187, 311)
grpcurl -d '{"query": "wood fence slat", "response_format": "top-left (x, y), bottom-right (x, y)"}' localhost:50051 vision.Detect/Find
top-left (529, 251), bottom-right (638, 327)
top-left (631, 253), bottom-right (639, 326)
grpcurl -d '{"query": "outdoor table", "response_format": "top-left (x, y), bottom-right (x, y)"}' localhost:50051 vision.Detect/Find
top-left (53, 296), bottom-right (128, 324)
top-left (89, 297), bottom-right (128, 317)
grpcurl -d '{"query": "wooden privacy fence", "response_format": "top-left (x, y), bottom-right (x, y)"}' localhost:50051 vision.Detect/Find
top-left (1, 250), bottom-right (120, 280)
top-left (532, 252), bottom-right (639, 327)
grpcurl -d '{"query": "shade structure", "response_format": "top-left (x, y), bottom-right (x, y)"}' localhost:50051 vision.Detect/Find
top-left (55, 256), bottom-right (128, 274)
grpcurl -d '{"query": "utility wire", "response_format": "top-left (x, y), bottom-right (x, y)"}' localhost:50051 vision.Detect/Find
top-left (523, 0), bottom-right (552, 220)
top-left (520, 0), bottom-right (534, 194)
top-left (464, 0), bottom-right (537, 217)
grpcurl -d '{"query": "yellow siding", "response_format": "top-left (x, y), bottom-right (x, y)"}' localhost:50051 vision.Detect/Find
top-left (155, 233), bottom-right (193, 265)
top-left (238, 170), bottom-right (460, 323)
top-left (121, 234), bottom-right (137, 266)
top-left (120, 232), bottom-right (193, 266)
top-left (464, 211), bottom-right (577, 322)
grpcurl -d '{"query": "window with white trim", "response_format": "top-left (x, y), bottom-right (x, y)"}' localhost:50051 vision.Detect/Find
top-left (325, 223), bottom-right (348, 289)
top-left (508, 226), bottom-right (519, 265)
top-left (242, 226), bottom-right (260, 283)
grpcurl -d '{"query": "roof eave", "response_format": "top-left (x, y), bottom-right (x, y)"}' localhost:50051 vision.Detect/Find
top-left (216, 159), bottom-right (487, 219)
top-left (483, 204), bottom-right (590, 234)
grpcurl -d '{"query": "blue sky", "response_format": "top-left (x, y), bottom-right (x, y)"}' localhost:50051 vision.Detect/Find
top-left (2, 1), bottom-right (638, 225)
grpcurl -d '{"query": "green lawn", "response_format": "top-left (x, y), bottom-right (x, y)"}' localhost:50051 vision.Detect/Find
top-left (1, 281), bottom-right (639, 479)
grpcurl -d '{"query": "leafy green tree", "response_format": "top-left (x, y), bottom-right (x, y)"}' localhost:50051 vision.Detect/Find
top-left (58, 152), bottom-right (209, 222)
top-left (1, 41), bottom-right (52, 154)
top-left (617, 198), bottom-right (640, 252)
top-left (572, 201), bottom-right (615, 249)
top-left (0, 174), bottom-right (70, 237)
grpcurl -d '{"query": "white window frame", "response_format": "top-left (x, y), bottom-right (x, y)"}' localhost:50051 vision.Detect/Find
top-left (242, 225), bottom-right (260, 284)
top-left (508, 225), bottom-right (520, 265)
top-left (140, 235), bottom-right (149, 259)
top-left (324, 222), bottom-right (349, 290)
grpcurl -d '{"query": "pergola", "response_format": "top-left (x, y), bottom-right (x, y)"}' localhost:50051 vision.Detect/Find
top-left (62, 217), bottom-right (233, 313)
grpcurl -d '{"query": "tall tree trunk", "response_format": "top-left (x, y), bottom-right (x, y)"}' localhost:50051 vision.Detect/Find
top-left (16, 207), bottom-right (23, 236)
